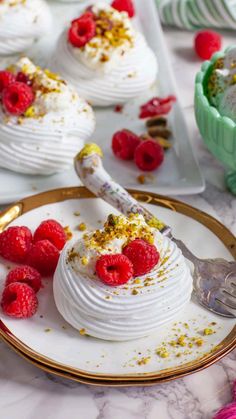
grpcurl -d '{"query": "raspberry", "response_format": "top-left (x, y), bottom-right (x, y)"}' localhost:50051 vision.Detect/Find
top-left (111, 0), bottom-right (135, 18)
top-left (123, 239), bottom-right (160, 276)
top-left (5, 266), bottom-right (41, 293)
top-left (2, 82), bottom-right (34, 116)
top-left (194, 30), bottom-right (222, 60)
top-left (27, 239), bottom-right (60, 276)
top-left (0, 71), bottom-right (16, 95)
top-left (112, 129), bottom-right (141, 160)
top-left (0, 226), bottom-right (32, 263)
top-left (1, 282), bottom-right (38, 318)
top-left (139, 96), bottom-right (176, 119)
top-left (33, 219), bottom-right (66, 251)
top-left (96, 254), bottom-right (133, 286)
top-left (68, 16), bottom-right (96, 48)
top-left (134, 139), bottom-right (164, 171)
top-left (16, 72), bottom-right (32, 86)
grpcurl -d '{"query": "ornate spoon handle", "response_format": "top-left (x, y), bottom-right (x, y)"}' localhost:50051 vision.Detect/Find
top-left (75, 145), bottom-right (236, 319)
top-left (74, 144), bottom-right (169, 233)
top-left (74, 145), bottom-right (210, 264)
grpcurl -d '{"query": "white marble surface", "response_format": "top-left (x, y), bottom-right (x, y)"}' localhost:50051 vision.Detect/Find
top-left (0, 25), bottom-right (236, 419)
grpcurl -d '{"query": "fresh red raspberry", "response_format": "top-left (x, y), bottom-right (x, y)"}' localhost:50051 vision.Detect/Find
top-left (2, 82), bottom-right (34, 116)
top-left (111, 0), bottom-right (135, 18)
top-left (27, 239), bottom-right (60, 276)
top-left (0, 71), bottom-right (16, 94)
top-left (112, 129), bottom-right (141, 160)
top-left (5, 266), bottom-right (41, 293)
top-left (139, 96), bottom-right (176, 119)
top-left (123, 239), bottom-right (160, 276)
top-left (16, 72), bottom-right (32, 86)
top-left (96, 254), bottom-right (134, 286)
top-left (33, 219), bottom-right (66, 251)
top-left (194, 30), bottom-right (222, 60)
top-left (134, 139), bottom-right (164, 171)
top-left (0, 226), bottom-right (32, 263)
top-left (68, 16), bottom-right (96, 48)
top-left (1, 282), bottom-right (38, 318)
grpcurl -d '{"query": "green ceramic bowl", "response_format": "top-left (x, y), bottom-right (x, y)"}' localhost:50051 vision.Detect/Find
top-left (194, 50), bottom-right (236, 195)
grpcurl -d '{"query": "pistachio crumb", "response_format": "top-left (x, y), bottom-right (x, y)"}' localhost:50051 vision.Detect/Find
top-left (137, 357), bottom-right (151, 365)
top-left (78, 222), bottom-right (87, 231)
top-left (64, 225), bottom-right (73, 240)
top-left (177, 335), bottom-right (186, 347)
top-left (81, 256), bottom-right (89, 266)
top-left (156, 348), bottom-right (169, 358)
top-left (195, 338), bottom-right (204, 347)
top-left (133, 278), bottom-right (141, 284)
top-left (203, 328), bottom-right (214, 336)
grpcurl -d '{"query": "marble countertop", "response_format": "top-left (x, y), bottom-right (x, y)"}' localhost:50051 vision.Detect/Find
top-left (0, 25), bottom-right (236, 419)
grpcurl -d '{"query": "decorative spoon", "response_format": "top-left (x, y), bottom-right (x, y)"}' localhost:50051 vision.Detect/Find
top-left (74, 144), bottom-right (236, 318)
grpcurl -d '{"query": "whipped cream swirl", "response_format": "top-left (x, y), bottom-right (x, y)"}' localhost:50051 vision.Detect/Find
top-left (53, 215), bottom-right (193, 341)
top-left (0, 0), bottom-right (52, 56)
top-left (52, 3), bottom-right (158, 106)
top-left (0, 58), bottom-right (95, 175)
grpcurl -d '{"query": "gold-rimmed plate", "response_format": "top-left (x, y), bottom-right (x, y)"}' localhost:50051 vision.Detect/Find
top-left (0, 187), bottom-right (235, 386)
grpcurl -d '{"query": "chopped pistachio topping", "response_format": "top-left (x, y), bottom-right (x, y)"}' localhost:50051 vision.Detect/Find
top-left (84, 213), bottom-right (155, 251)
top-left (147, 217), bottom-right (165, 231)
top-left (203, 328), bottom-right (214, 336)
top-left (78, 222), bottom-right (87, 232)
top-left (137, 357), bottom-right (151, 365)
top-left (64, 225), bottom-right (73, 241)
top-left (77, 143), bottom-right (103, 160)
top-left (87, 7), bottom-right (134, 57)
top-left (156, 347), bottom-right (169, 358)
top-left (81, 256), bottom-right (88, 266)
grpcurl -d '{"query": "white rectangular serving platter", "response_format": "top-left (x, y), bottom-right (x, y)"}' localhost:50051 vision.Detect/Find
top-left (0, 0), bottom-right (205, 205)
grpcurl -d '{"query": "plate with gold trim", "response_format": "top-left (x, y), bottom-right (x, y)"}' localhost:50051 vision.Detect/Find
top-left (0, 187), bottom-right (235, 386)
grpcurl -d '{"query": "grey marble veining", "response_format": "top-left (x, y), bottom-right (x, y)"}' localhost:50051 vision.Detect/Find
top-left (0, 341), bottom-right (235, 419)
top-left (0, 26), bottom-right (236, 419)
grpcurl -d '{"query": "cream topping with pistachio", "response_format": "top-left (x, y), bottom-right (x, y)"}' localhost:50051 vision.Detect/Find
top-left (71, 3), bottom-right (135, 73)
top-left (207, 46), bottom-right (236, 121)
top-left (0, 57), bottom-right (95, 175)
top-left (53, 2), bottom-right (158, 106)
top-left (6, 57), bottom-right (82, 122)
top-left (68, 214), bottom-right (163, 278)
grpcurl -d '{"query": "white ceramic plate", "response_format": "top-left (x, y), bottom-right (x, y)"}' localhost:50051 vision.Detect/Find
top-left (0, 188), bottom-right (235, 384)
top-left (0, 0), bottom-right (204, 204)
